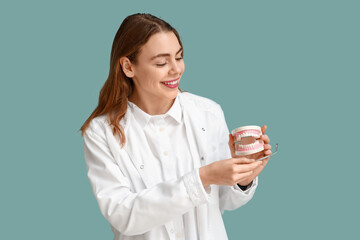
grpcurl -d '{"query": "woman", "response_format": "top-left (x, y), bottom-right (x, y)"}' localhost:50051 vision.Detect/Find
top-left (80, 13), bottom-right (272, 240)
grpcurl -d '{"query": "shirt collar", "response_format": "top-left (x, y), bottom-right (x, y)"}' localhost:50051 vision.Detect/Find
top-left (128, 95), bottom-right (182, 128)
top-left (166, 96), bottom-right (182, 124)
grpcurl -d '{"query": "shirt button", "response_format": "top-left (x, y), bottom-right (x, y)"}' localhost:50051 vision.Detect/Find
top-left (200, 156), bottom-right (204, 161)
top-left (163, 151), bottom-right (168, 156)
top-left (140, 164), bottom-right (144, 169)
top-left (170, 229), bottom-right (174, 234)
top-left (202, 127), bottom-right (205, 131)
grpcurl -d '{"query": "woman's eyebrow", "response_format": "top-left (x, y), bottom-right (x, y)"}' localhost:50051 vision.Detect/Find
top-left (150, 48), bottom-right (183, 60)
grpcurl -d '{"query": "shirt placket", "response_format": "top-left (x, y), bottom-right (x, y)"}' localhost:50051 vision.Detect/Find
top-left (153, 117), bottom-right (174, 180)
top-left (153, 116), bottom-right (185, 240)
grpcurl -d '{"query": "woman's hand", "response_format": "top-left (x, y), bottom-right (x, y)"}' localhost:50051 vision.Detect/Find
top-left (228, 125), bottom-right (272, 186)
top-left (199, 157), bottom-right (263, 188)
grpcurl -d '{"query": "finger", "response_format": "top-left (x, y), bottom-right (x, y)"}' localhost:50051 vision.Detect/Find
top-left (261, 158), bottom-right (269, 166)
top-left (251, 163), bottom-right (265, 176)
top-left (264, 144), bottom-right (272, 150)
top-left (259, 159), bottom-right (269, 170)
top-left (232, 157), bottom-right (255, 164)
top-left (228, 134), bottom-right (236, 157)
top-left (261, 125), bottom-right (267, 134)
top-left (247, 151), bottom-right (264, 160)
top-left (251, 158), bottom-right (269, 175)
top-left (235, 171), bottom-right (254, 182)
top-left (256, 157), bottom-right (269, 165)
top-left (260, 134), bottom-right (270, 144)
top-left (228, 133), bottom-right (234, 145)
top-left (235, 161), bottom-right (263, 173)
top-left (264, 150), bottom-right (272, 155)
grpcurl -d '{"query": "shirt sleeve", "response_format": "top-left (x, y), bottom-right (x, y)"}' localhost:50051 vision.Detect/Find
top-left (84, 128), bottom-right (210, 236)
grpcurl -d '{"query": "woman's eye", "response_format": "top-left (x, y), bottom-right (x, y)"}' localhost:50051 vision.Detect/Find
top-left (155, 57), bottom-right (182, 66)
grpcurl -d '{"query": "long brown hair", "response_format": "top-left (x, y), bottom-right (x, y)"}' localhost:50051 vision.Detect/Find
top-left (80, 13), bottom-right (183, 147)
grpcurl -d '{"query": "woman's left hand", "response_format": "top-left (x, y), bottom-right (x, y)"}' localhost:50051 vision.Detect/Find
top-left (228, 125), bottom-right (272, 186)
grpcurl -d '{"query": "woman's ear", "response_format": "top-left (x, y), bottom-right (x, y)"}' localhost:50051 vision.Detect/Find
top-left (119, 57), bottom-right (135, 78)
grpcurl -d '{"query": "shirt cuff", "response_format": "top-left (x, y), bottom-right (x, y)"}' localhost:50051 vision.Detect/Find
top-left (183, 168), bottom-right (211, 206)
top-left (237, 181), bottom-right (253, 191)
top-left (234, 177), bottom-right (258, 193)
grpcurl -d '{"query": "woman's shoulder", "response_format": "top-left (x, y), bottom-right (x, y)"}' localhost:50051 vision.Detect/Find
top-left (178, 91), bottom-right (223, 113)
top-left (85, 114), bottom-right (110, 137)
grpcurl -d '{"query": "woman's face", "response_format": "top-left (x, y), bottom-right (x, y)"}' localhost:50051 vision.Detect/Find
top-left (129, 31), bottom-right (185, 105)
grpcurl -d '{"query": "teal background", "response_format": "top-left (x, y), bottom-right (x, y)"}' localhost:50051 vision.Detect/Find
top-left (1, 0), bottom-right (359, 239)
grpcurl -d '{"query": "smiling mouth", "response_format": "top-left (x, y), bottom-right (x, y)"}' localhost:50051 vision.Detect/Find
top-left (161, 78), bottom-right (180, 88)
top-left (162, 77), bottom-right (180, 83)
top-left (162, 80), bottom-right (178, 85)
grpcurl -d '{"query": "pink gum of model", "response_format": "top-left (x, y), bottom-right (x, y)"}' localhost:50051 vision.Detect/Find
top-left (231, 125), bottom-right (264, 156)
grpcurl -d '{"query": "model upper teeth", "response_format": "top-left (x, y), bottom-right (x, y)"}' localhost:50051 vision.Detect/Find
top-left (239, 132), bottom-right (260, 138)
top-left (163, 80), bottom-right (178, 85)
top-left (235, 131), bottom-right (261, 142)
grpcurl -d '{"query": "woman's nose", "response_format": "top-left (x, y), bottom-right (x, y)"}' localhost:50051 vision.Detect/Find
top-left (169, 59), bottom-right (181, 74)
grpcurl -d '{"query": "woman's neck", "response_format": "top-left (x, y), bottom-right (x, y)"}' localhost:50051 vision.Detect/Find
top-left (128, 91), bottom-right (176, 115)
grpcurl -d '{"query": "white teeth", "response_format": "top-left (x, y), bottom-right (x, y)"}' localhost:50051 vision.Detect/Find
top-left (163, 80), bottom-right (178, 85)
top-left (240, 132), bottom-right (260, 138)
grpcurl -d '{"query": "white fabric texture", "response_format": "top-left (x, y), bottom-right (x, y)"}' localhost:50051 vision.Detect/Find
top-left (83, 91), bottom-right (258, 240)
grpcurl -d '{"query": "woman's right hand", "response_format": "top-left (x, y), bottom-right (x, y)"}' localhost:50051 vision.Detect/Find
top-left (199, 158), bottom-right (263, 188)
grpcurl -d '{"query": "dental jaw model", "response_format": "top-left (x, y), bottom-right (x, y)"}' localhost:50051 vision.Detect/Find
top-left (231, 126), bottom-right (264, 156)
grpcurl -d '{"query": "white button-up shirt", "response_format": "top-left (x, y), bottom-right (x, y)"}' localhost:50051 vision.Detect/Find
top-left (83, 91), bottom-right (258, 240)
top-left (128, 97), bottom-right (196, 240)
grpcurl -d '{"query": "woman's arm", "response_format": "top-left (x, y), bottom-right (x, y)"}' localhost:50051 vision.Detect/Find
top-left (212, 105), bottom-right (260, 212)
top-left (84, 129), bottom-right (210, 236)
